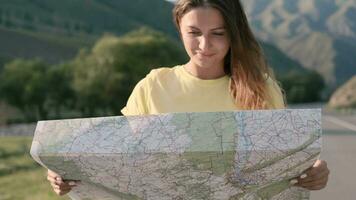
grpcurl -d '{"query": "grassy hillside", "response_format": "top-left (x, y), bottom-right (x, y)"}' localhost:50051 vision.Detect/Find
top-left (0, 0), bottom-right (177, 37)
top-left (0, 27), bottom-right (91, 64)
top-left (0, 136), bottom-right (69, 199)
top-left (0, 55), bottom-right (10, 71)
top-left (0, 0), bottom-right (176, 64)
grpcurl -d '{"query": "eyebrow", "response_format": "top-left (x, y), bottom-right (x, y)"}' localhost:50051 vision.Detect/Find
top-left (187, 26), bottom-right (226, 31)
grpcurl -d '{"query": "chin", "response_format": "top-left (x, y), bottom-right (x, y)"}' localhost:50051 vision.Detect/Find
top-left (193, 58), bottom-right (217, 68)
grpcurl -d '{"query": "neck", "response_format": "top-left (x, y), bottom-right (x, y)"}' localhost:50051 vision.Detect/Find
top-left (184, 60), bottom-right (226, 80)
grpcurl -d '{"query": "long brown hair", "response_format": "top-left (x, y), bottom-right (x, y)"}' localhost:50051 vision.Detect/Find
top-left (173, 0), bottom-right (282, 109)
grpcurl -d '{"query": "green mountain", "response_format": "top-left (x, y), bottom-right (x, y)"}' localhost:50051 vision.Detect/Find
top-left (0, 27), bottom-right (88, 64)
top-left (0, 0), bottom-right (177, 36)
top-left (0, 0), bottom-right (178, 64)
top-left (242, 0), bottom-right (356, 88)
top-left (0, 0), bottom-right (306, 75)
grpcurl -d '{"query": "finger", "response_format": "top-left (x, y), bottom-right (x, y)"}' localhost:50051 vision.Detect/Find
top-left (297, 168), bottom-right (330, 184)
top-left (298, 160), bottom-right (328, 183)
top-left (55, 179), bottom-right (80, 188)
top-left (304, 160), bottom-right (327, 177)
top-left (48, 169), bottom-right (60, 178)
top-left (55, 177), bottom-right (75, 186)
top-left (51, 180), bottom-right (71, 190)
top-left (55, 181), bottom-right (75, 189)
top-left (50, 182), bottom-right (60, 190)
top-left (59, 183), bottom-right (75, 191)
top-left (55, 177), bottom-right (65, 186)
top-left (306, 184), bottom-right (327, 190)
top-left (297, 176), bottom-right (328, 188)
top-left (301, 181), bottom-right (328, 191)
top-left (47, 175), bottom-right (57, 184)
top-left (54, 188), bottom-right (71, 196)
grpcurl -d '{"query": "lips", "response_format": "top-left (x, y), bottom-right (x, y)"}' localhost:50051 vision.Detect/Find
top-left (197, 52), bottom-right (216, 57)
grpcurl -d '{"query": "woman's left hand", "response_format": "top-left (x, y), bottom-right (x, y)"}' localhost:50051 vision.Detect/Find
top-left (291, 159), bottom-right (330, 190)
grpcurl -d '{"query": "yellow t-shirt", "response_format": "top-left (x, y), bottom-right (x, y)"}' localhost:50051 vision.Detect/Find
top-left (121, 65), bottom-right (285, 116)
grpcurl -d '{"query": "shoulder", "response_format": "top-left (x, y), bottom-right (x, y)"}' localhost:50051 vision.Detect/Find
top-left (265, 75), bottom-right (280, 90)
top-left (120, 66), bottom-right (179, 116)
top-left (265, 75), bottom-right (286, 109)
top-left (130, 67), bottom-right (174, 88)
top-left (144, 66), bottom-right (180, 83)
top-left (131, 66), bottom-right (180, 92)
top-left (135, 66), bottom-right (181, 92)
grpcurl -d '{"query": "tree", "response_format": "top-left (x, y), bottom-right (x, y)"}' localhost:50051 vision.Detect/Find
top-left (71, 27), bottom-right (186, 116)
top-left (0, 27), bottom-right (187, 120)
top-left (46, 63), bottom-right (76, 118)
top-left (23, 12), bottom-right (34, 23)
top-left (0, 58), bottom-right (49, 121)
top-left (279, 70), bottom-right (325, 103)
top-left (71, 47), bottom-right (123, 116)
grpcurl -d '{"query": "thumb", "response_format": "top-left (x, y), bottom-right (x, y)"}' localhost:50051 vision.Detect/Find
top-left (313, 159), bottom-right (322, 167)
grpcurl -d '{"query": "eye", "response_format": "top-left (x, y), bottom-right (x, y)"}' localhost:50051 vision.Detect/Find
top-left (188, 31), bottom-right (201, 36)
top-left (212, 32), bottom-right (225, 36)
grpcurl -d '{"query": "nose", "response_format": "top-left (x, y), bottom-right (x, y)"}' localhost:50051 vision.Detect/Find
top-left (198, 35), bottom-right (211, 51)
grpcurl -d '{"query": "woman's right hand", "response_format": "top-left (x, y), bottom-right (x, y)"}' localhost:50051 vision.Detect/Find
top-left (47, 169), bottom-right (79, 196)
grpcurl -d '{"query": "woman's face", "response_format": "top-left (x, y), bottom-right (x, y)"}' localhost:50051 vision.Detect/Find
top-left (179, 7), bottom-right (230, 69)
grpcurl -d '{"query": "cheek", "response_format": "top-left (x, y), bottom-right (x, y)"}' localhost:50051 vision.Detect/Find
top-left (182, 36), bottom-right (198, 53)
top-left (215, 38), bottom-right (230, 52)
top-left (213, 39), bottom-right (230, 61)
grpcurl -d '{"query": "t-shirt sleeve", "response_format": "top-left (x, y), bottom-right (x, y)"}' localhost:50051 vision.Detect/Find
top-left (266, 77), bottom-right (286, 109)
top-left (120, 78), bottom-right (149, 116)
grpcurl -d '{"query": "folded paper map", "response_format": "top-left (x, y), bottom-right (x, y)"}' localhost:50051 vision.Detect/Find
top-left (30, 109), bottom-right (322, 200)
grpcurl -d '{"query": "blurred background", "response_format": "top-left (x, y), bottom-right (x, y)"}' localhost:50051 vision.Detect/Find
top-left (0, 0), bottom-right (355, 199)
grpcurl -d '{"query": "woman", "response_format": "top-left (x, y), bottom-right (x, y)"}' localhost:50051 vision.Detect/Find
top-left (47, 0), bottom-right (329, 196)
